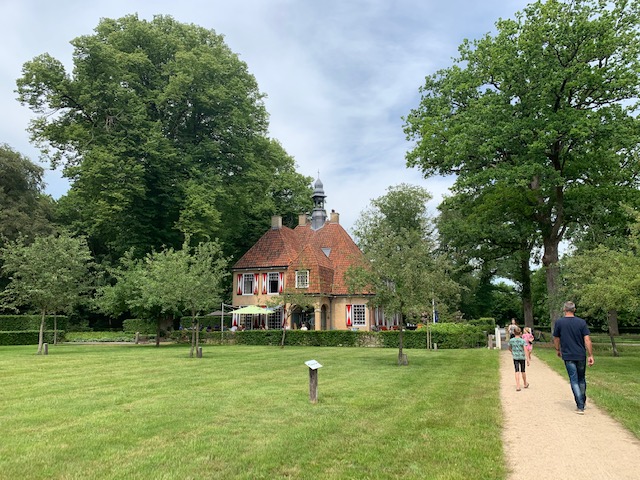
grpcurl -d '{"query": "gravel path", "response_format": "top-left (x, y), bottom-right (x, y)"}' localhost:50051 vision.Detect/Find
top-left (500, 350), bottom-right (640, 480)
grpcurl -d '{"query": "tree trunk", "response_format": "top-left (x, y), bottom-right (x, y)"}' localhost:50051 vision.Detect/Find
top-left (195, 317), bottom-right (201, 357)
top-left (280, 316), bottom-right (288, 348)
top-left (520, 255), bottom-right (534, 329)
top-left (37, 309), bottom-right (46, 355)
top-left (189, 319), bottom-right (196, 358)
top-left (53, 314), bottom-right (58, 345)
top-left (542, 237), bottom-right (561, 331)
top-left (607, 309), bottom-right (620, 336)
top-left (155, 318), bottom-right (161, 347)
top-left (608, 309), bottom-right (620, 357)
top-left (397, 313), bottom-right (407, 366)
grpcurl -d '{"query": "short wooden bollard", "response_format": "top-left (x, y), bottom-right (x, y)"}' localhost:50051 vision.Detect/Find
top-left (197, 347), bottom-right (203, 358)
top-left (135, 332), bottom-right (140, 344)
top-left (304, 360), bottom-right (323, 404)
top-left (43, 343), bottom-right (48, 355)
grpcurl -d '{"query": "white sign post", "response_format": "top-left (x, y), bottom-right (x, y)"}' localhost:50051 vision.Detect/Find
top-left (305, 360), bottom-right (323, 403)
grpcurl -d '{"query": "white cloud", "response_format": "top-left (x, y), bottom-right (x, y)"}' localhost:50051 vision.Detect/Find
top-left (0, 0), bottom-right (531, 230)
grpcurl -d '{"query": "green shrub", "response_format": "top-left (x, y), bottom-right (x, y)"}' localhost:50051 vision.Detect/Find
top-left (191, 327), bottom-right (485, 349)
top-left (0, 330), bottom-right (64, 345)
top-left (180, 316), bottom-right (231, 329)
top-left (429, 323), bottom-right (485, 348)
top-left (65, 332), bottom-right (139, 342)
top-left (122, 319), bottom-right (156, 334)
top-left (469, 317), bottom-right (497, 332)
top-left (0, 315), bottom-right (68, 331)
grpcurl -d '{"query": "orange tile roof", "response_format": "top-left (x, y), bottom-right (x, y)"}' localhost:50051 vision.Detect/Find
top-left (233, 218), bottom-right (368, 295)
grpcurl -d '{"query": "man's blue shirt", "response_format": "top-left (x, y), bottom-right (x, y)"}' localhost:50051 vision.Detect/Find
top-left (553, 315), bottom-right (590, 361)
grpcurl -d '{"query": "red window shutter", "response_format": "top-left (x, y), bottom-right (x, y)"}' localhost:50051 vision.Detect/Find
top-left (346, 304), bottom-right (352, 327)
top-left (237, 274), bottom-right (243, 295)
top-left (262, 273), bottom-right (267, 294)
top-left (254, 273), bottom-right (259, 295)
top-left (278, 272), bottom-right (284, 293)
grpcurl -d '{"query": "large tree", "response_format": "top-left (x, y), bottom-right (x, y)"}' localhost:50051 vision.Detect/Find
top-left (17, 15), bottom-right (312, 263)
top-left (1, 233), bottom-right (93, 353)
top-left (437, 186), bottom-right (538, 327)
top-left (349, 184), bottom-right (460, 365)
top-left (405, 0), bottom-right (640, 327)
top-left (0, 144), bottom-right (54, 244)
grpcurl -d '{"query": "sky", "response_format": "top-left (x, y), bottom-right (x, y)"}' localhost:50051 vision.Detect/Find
top-left (0, 0), bottom-right (531, 233)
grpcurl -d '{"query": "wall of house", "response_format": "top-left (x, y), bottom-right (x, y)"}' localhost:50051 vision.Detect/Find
top-left (232, 270), bottom-right (374, 331)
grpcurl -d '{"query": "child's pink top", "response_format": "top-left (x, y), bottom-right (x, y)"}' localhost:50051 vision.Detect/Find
top-left (522, 332), bottom-right (534, 350)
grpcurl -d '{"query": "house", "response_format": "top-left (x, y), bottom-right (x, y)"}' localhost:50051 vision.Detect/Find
top-left (231, 178), bottom-right (396, 331)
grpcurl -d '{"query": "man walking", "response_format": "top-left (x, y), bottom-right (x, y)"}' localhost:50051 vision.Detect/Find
top-left (553, 301), bottom-right (595, 414)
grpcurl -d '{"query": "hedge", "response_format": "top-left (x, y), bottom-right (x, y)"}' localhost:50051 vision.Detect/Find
top-left (0, 330), bottom-right (64, 346)
top-left (468, 317), bottom-right (497, 332)
top-left (171, 324), bottom-right (486, 349)
top-left (0, 315), bottom-right (68, 331)
top-left (64, 332), bottom-right (137, 342)
top-left (122, 319), bottom-right (157, 334)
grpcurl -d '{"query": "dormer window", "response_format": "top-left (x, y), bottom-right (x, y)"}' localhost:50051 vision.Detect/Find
top-left (295, 270), bottom-right (309, 289)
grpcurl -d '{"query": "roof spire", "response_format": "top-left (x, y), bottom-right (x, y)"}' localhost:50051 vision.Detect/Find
top-left (311, 175), bottom-right (327, 230)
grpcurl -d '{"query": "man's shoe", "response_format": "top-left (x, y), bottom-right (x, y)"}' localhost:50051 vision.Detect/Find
top-left (576, 409), bottom-right (585, 415)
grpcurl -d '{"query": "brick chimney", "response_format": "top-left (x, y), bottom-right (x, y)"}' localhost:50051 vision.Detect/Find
top-left (271, 215), bottom-right (282, 229)
top-left (329, 210), bottom-right (339, 224)
top-left (298, 214), bottom-right (308, 226)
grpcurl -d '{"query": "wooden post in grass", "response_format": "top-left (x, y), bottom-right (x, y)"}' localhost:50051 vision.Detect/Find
top-left (305, 360), bottom-right (322, 403)
top-left (197, 347), bottom-right (203, 358)
top-left (43, 343), bottom-right (48, 355)
top-left (135, 332), bottom-right (140, 344)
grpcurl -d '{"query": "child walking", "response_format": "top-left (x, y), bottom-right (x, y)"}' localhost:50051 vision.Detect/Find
top-left (522, 327), bottom-right (534, 366)
top-left (508, 326), bottom-right (529, 391)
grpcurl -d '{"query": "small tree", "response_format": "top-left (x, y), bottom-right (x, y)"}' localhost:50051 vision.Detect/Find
top-left (563, 209), bottom-right (640, 356)
top-left (266, 289), bottom-right (316, 348)
top-left (349, 184), bottom-right (460, 365)
top-left (1, 233), bottom-right (93, 354)
top-left (173, 240), bottom-right (229, 357)
top-left (95, 239), bottom-right (229, 356)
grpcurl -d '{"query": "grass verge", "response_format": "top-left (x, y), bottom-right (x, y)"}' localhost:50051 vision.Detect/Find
top-left (0, 345), bottom-right (504, 480)
top-left (536, 344), bottom-right (640, 439)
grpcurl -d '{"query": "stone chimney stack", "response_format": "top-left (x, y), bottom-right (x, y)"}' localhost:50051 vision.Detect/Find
top-left (271, 215), bottom-right (282, 230)
top-left (330, 210), bottom-right (339, 224)
top-left (298, 214), bottom-right (307, 226)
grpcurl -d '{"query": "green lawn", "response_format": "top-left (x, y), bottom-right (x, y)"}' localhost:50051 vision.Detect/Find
top-left (0, 345), bottom-right (504, 480)
top-left (536, 344), bottom-right (640, 438)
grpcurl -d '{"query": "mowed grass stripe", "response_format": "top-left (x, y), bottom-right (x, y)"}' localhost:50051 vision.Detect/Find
top-left (0, 345), bottom-right (504, 480)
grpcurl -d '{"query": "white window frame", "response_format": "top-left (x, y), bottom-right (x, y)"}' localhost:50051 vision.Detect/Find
top-left (267, 308), bottom-right (283, 329)
top-left (267, 272), bottom-right (280, 295)
top-left (242, 273), bottom-right (254, 296)
top-left (352, 304), bottom-right (366, 326)
top-left (295, 270), bottom-right (309, 289)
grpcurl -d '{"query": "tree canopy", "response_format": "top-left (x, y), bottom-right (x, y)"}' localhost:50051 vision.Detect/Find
top-left (349, 184), bottom-right (460, 363)
top-left (1, 233), bottom-right (93, 353)
top-left (0, 144), bottom-right (54, 245)
top-left (17, 14), bottom-right (312, 263)
top-left (404, 0), bottom-right (640, 325)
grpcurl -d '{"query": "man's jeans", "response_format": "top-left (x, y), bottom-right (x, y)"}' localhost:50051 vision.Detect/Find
top-left (564, 359), bottom-right (587, 410)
